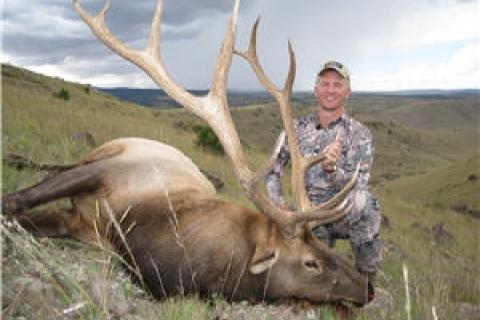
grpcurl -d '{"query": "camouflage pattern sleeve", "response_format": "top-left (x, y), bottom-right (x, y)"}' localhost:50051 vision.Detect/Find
top-left (354, 128), bottom-right (374, 191)
top-left (335, 121), bottom-right (376, 219)
top-left (264, 132), bottom-right (290, 207)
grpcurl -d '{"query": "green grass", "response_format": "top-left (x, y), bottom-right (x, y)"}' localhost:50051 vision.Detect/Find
top-left (376, 195), bottom-right (480, 312)
top-left (384, 155), bottom-right (480, 215)
top-left (2, 64), bottom-right (480, 319)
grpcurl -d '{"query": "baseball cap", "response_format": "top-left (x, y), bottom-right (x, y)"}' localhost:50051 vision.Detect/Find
top-left (318, 60), bottom-right (350, 81)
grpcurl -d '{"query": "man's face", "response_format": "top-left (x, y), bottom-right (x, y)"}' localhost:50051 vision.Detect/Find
top-left (314, 70), bottom-right (351, 111)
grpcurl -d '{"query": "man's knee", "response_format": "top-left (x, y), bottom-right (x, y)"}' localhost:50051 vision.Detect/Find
top-left (352, 234), bottom-right (382, 273)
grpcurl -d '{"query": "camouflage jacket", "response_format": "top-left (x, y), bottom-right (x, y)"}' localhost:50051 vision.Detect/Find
top-left (265, 112), bottom-right (376, 221)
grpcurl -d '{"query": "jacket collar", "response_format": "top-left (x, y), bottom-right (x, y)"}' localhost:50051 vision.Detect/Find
top-left (314, 112), bottom-right (348, 130)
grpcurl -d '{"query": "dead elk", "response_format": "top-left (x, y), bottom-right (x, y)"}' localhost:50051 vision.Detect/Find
top-left (2, 0), bottom-right (372, 307)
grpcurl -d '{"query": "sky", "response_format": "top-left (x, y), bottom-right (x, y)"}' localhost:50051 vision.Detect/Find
top-left (2, 0), bottom-right (479, 92)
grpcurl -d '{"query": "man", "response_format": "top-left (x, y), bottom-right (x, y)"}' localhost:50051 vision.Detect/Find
top-left (265, 60), bottom-right (382, 285)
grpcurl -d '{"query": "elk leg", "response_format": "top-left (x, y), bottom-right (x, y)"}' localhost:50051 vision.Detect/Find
top-left (14, 207), bottom-right (78, 238)
top-left (2, 164), bottom-right (104, 214)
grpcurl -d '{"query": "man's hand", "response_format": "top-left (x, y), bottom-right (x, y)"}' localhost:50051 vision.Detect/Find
top-left (321, 135), bottom-right (342, 172)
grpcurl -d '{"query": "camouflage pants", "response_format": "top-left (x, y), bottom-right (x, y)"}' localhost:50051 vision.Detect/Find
top-left (313, 193), bottom-right (382, 274)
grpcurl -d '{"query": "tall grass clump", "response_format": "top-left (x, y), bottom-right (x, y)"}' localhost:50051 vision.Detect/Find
top-left (2, 218), bottom-right (104, 319)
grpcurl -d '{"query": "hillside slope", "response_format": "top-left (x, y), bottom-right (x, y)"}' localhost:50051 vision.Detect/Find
top-left (385, 155), bottom-right (480, 217)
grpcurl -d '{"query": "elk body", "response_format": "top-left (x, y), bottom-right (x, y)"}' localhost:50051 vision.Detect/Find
top-left (2, 0), bottom-right (372, 306)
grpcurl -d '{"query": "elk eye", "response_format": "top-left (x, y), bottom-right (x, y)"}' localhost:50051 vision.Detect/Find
top-left (304, 260), bottom-right (319, 269)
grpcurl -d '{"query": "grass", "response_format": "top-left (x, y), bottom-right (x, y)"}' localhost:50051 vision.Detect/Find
top-left (385, 155), bottom-right (480, 215)
top-left (2, 64), bottom-right (480, 319)
top-left (373, 197), bottom-right (480, 318)
top-left (2, 218), bottom-right (212, 319)
top-left (2, 219), bottom-right (117, 319)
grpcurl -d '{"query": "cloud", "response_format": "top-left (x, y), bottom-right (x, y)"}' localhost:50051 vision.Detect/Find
top-left (390, 1), bottom-right (478, 47)
top-left (355, 42), bottom-right (479, 91)
top-left (70, 0), bottom-right (254, 42)
top-left (4, 8), bottom-right (83, 40)
top-left (2, 0), bottom-right (478, 91)
top-left (348, 0), bottom-right (479, 91)
top-left (28, 53), bottom-right (157, 87)
top-left (2, 0), bottom-right (247, 87)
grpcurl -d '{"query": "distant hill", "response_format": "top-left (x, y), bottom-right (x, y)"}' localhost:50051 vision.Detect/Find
top-left (354, 88), bottom-right (480, 98)
top-left (99, 87), bottom-right (275, 108)
top-left (386, 155), bottom-right (480, 217)
top-left (100, 87), bottom-right (480, 110)
top-left (347, 94), bottom-right (479, 131)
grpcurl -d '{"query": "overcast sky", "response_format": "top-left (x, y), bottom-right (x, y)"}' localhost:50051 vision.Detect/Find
top-left (2, 0), bottom-right (479, 91)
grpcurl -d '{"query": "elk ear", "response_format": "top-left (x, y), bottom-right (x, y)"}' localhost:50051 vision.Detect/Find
top-left (249, 246), bottom-right (279, 274)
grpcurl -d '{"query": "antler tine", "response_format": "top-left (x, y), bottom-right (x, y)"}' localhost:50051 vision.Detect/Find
top-left (247, 17), bottom-right (260, 56)
top-left (234, 17), bottom-right (280, 96)
top-left (293, 164), bottom-right (360, 223)
top-left (283, 40), bottom-right (296, 97)
top-left (316, 163), bottom-right (360, 210)
top-left (73, 0), bottom-right (137, 61)
top-left (295, 199), bottom-right (353, 225)
top-left (211, 0), bottom-right (240, 98)
top-left (235, 18), bottom-right (296, 99)
top-left (147, 0), bottom-right (163, 59)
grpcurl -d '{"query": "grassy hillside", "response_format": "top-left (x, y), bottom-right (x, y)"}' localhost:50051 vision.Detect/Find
top-left (2, 64), bottom-right (479, 319)
top-left (385, 155), bottom-right (480, 216)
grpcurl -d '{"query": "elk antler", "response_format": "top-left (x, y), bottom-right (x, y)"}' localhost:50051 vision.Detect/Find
top-left (234, 17), bottom-right (359, 224)
top-left (73, 0), bottom-right (357, 237)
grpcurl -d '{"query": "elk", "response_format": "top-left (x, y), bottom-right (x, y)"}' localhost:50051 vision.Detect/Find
top-left (2, 0), bottom-right (373, 306)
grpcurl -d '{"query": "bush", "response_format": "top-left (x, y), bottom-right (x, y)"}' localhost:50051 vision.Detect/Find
top-left (194, 125), bottom-right (224, 154)
top-left (54, 88), bottom-right (70, 101)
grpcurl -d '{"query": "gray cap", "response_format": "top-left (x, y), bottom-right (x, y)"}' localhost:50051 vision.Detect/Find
top-left (318, 60), bottom-right (350, 81)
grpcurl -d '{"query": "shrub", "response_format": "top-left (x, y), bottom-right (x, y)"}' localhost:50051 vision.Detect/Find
top-left (54, 88), bottom-right (70, 101)
top-left (194, 125), bottom-right (224, 154)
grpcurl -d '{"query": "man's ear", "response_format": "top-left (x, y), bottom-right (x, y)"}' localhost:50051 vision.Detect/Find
top-left (249, 245), bottom-right (279, 275)
top-left (346, 87), bottom-right (352, 99)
